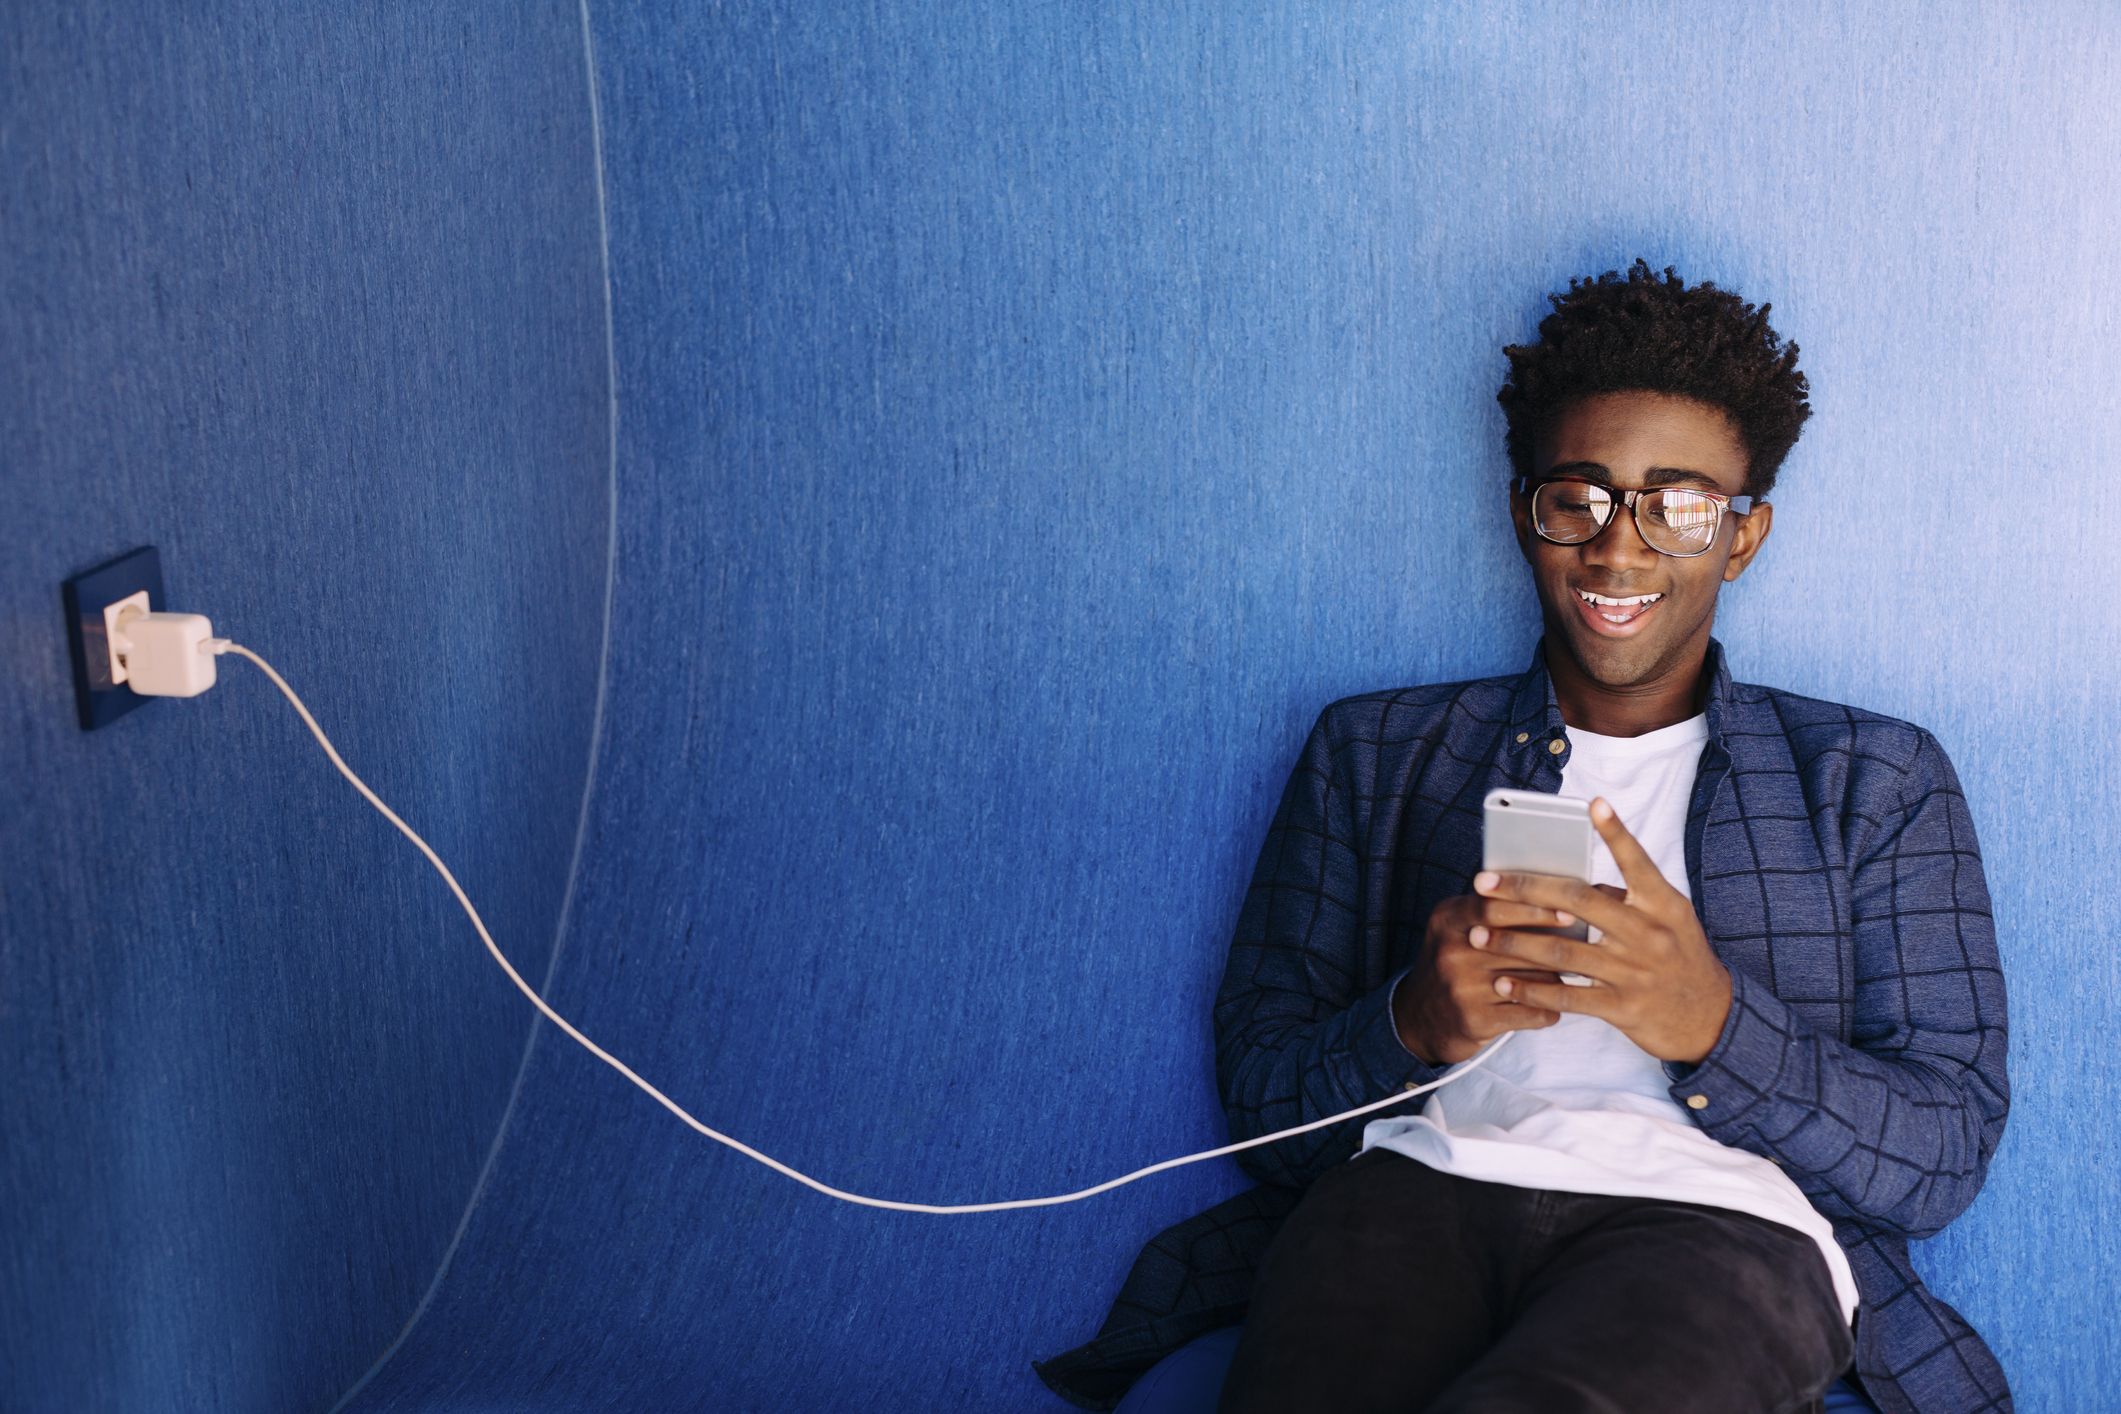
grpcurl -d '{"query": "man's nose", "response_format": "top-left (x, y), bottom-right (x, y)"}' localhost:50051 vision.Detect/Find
top-left (1582, 501), bottom-right (1661, 571)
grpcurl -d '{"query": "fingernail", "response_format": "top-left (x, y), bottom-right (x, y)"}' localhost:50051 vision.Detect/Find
top-left (1495, 977), bottom-right (1513, 996)
top-left (1591, 799), bottom-right (1613, 821)
top-left (1474, 871), bottom-right (1498, 892)
top-left (1554, 911), bottom-right (1573, 926)
top-left (1469, 926), bottom-right (1488, 948)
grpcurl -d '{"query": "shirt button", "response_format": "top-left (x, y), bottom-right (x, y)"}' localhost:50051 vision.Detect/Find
top-left (1686, 1094), bottom-right (1709, 1110)
top-left (1547, 738), bottom-right (1566, 755)
top-left (1515, 731), bottom-right (1529, 743)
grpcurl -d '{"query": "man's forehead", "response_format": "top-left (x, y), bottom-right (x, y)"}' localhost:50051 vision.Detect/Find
top-left (1538, 391), bottom-right (1749, 495)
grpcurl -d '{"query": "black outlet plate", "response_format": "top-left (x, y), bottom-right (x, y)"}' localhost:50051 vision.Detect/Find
top-left (62, 545), bottom-right (166, 731)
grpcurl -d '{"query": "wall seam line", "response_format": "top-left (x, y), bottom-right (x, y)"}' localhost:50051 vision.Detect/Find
top-left (324, 1), bottom-right (621, 1406)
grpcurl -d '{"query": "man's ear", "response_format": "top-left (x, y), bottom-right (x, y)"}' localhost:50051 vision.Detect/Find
top-left (1721, 500), bottom-right (1773, 582)
top-left (1508, 483), bottom-right (1535, 564)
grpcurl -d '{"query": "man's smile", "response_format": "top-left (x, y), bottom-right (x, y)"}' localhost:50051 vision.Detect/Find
top-left (1571, 585), bottom-right (1665, 635)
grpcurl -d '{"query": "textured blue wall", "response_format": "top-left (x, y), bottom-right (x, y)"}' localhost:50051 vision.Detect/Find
top-left (0, 5), bottom-right (610, 1412)
top-left (336, 3), bottom-right (2118, 1411)
top-left (8, 2), bottom-right (2118, 1412)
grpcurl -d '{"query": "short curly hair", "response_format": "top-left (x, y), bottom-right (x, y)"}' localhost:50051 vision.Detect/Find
top-left (1496, 258), bottom-right (1811, 498)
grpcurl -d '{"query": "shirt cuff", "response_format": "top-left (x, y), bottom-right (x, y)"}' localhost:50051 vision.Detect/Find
top-left (1376, 965), bottom-right (1444, 1077)
top-left (1660, 966), bottom-right (1792, 1135)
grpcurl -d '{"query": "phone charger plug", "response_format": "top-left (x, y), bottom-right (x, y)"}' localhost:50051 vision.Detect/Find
top-left (112, 608), bottom-right (220, 698)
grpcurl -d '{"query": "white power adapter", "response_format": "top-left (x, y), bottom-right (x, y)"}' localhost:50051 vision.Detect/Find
top-left (109, 602), bottom-right (230, 697)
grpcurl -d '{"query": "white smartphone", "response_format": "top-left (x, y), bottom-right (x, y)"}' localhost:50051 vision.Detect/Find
top-left (1481, 788), bottom-right (1596, 986)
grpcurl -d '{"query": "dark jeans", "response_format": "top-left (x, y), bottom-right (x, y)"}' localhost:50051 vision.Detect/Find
top-left (1216, 1146), bottom-right (1857, 1414)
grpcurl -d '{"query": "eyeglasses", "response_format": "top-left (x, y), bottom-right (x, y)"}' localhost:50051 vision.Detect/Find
top-left (1513, 475), bottom-right (1757, 559)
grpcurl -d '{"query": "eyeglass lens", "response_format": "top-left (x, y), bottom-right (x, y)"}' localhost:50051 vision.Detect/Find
top-left (1532, 482), bottom-right (1723, 556)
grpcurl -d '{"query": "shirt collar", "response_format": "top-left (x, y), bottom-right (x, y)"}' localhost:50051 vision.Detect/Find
top-left (1506, 634), bottom-right (1735, 758)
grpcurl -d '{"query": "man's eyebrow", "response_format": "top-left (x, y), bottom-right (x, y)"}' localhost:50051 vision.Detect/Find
top-left (1545, 460), bottom-right (1728, 491)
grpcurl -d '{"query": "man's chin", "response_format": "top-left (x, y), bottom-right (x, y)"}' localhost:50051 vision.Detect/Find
top-left (1553, 618), bottom-right (1670, 689)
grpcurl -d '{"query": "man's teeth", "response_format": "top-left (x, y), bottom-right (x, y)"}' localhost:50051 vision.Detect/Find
top-left (1577, 590), bottom-right (1663, 606)
top-left (1577, 589), bottom-right (1663, 623)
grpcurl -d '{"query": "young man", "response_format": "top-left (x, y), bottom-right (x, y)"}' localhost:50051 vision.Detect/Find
top-left (1033, 261), bottom-right (2011, 1414)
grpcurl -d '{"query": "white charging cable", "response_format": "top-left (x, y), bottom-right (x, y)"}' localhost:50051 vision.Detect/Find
top-left (113, 611), bottom-right (1514, 1212)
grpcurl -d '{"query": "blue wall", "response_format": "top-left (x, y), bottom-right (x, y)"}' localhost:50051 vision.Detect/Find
top-left (0, 5), bottom-right (610, 1412)
top-left (6, 3), bottom-right (2117, 1411)
top-left (341, 2), bottom-right (2121, 1409)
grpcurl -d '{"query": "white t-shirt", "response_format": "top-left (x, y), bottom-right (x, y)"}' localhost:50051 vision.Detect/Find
top-left (1360, 712), bottom-right (1858, 1325)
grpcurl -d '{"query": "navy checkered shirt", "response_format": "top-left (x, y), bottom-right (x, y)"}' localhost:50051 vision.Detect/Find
top-left (1033, 636), bottom-right (2010, 1414)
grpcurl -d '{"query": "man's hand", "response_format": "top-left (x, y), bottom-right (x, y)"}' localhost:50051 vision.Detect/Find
top-left (1471, 796), bottom-right (1733, 1065)
top-left (1394, 893), bottom-right (1574, 1065)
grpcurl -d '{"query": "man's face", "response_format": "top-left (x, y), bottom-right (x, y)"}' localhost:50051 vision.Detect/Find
top-left (1508, 389), bottom-right (1774, 692)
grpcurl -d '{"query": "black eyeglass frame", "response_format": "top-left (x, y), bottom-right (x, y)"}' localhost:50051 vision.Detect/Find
top-left (1511, 474), bottom-right (1758, 559)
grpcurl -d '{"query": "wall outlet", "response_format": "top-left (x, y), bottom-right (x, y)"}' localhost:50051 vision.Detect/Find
top-left (103, 590), bottom-right (151, 685)
top-left (61, 546), bottom-right (167, 730)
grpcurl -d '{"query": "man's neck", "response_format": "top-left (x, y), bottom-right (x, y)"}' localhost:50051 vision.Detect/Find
top-left (1544, 637), bottom-right (1709, 738)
